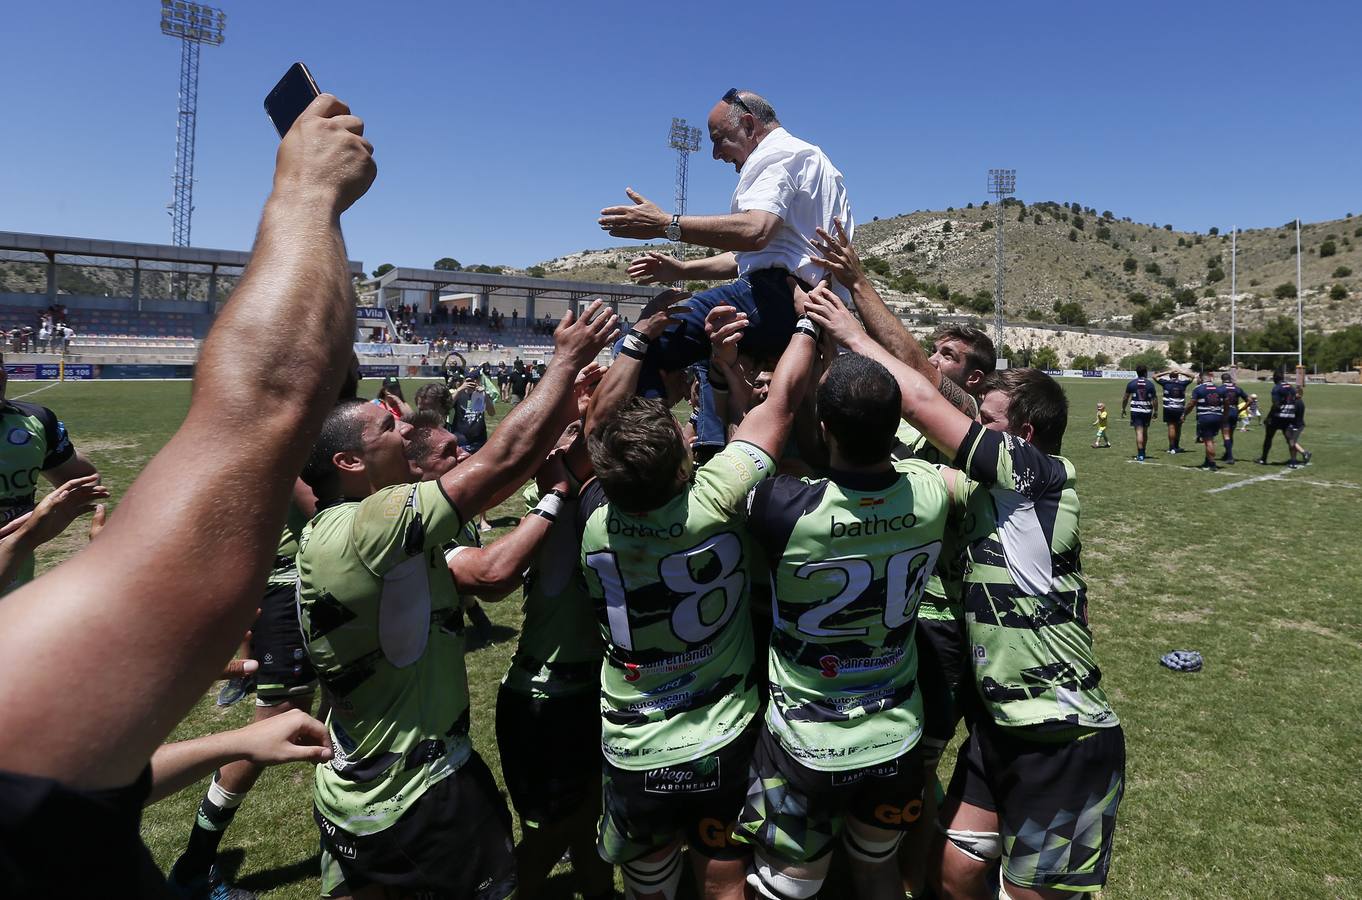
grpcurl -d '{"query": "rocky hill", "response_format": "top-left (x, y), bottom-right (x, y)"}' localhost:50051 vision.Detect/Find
top-left (537, 203), bottom-right (1362, 336)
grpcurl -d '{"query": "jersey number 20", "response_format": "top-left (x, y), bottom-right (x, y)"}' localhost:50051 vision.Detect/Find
top-left (788, 542), bottom-right (942, 638)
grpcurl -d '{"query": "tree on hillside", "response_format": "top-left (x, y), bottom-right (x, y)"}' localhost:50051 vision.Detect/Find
top-left (371, 263), bottom-right (394, 278)
top-left (1332, 266), bottom-right (1352, 277)
top-left (1330, 284), bottom-right (1347, 300)
top-left (434, 257), bottom-right (461, 271)
top-left (1187, 332), bottom-right (1228, 370)
top-left (1123, 257), bottom-right (1138, 273)
top-left (1055, 302), bottom-right (1088, 325)
top-left (1320, 241), bottom-right (1337, 258)
top-left (1274, 283), bottom-right (1296, 299)
top-left (1120, 348), bottom-right (1167, 370)
top-left (1132, 309), bottom-right (1154, 331)
top-left (1209, 227), bottom-right (1219, 236)
top-left (1032, 346), bottom-right (1060, 369)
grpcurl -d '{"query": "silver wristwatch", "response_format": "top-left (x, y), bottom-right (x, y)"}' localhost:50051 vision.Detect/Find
top-left (665, 214), bottom-right (682, 242)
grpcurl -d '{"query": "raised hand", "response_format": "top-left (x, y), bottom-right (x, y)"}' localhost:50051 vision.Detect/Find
top-left (273, 93), bottom-right (377, 216)
top-left (811, 217), bottom-right (866, 290)
top-left (704, 305), bottom-right (749, 368)
top-left (16, 474), bottom-right (110, 548)
top-left (598, 188), bottom-right (670, 239)
top-left (573, 363), bottom-right (606, 418)
top-left (803, 286), bottom-right (865, 347)
top-left (634, 289), bottom-right (692, 341)
top-left (627, 251), bottom-right (686, 285)
top-left (554, 299), bottom-right (620, 368)
top-left (238, 708), bottom-right (333, 766)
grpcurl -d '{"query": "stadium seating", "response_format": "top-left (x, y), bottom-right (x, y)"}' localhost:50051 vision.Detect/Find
top-left (0, 304), bottom-right (210, 349)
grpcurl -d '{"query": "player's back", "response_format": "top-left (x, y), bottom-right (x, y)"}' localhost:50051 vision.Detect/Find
top-left (1125, 378), bottom-right (1156, 415)
top-left (577, 440), bottom-right (775, 771)
top-left (746, 458), bottom-right (950, 771)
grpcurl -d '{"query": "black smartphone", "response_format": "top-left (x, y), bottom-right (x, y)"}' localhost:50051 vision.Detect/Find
top-left (264, 62), bottom-right (320, 138)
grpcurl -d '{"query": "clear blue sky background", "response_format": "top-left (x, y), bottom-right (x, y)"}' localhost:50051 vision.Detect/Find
top-left (4, 0), bottom-right (1358, 272)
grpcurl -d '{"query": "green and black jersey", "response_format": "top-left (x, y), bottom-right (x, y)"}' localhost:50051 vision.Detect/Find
top-left (891, 420), bottom-right (966, 622)
top-left (296, 479), bottom-right (470, 836)
top-left (0, 399), bottom-right (77, 592)
top-left (746, 459), bottom-right (950, 771)
top-left (953, 423), bottom-right (1117, 730)
top-left (266, 502), bottom-right (309, 587)
top-left (577, 440), bottom-right (773, 771)
top-left (502, 484), bottom-right (602, 700)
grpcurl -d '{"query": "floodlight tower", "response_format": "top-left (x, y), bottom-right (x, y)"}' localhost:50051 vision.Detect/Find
top-left (668, 117), bottom-right (701, 261)
top-left (987, 168), bottom-right (1016, 351)
top-left (161, 0), bottom-right (226, 249)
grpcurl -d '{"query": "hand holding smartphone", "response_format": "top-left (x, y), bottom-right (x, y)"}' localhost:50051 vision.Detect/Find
top-left (264, 62), bottom-right (320, 138)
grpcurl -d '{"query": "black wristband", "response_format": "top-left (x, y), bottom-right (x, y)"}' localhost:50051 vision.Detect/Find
top-left (794, 315), bottom-right (822, 340)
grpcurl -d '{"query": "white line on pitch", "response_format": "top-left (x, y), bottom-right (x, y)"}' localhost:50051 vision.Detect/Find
top-left (11, 382), bottom-right (60, 400)
top-left (1207, 471), bottom-right (1293, 493)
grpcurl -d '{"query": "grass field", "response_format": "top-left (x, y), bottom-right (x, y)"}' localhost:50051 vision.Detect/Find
top-left (16, 375), bottom-right (1362, 899)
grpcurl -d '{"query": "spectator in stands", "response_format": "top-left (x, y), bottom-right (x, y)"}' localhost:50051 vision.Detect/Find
top-left (36, 322), bottom-right (50, 353)
top-left (60, 325), bottom-right (74, 354)
top-left (511, 309), bottom-right (519, 327)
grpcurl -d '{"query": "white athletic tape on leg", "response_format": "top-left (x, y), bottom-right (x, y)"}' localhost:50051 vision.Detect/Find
top-left (944, 827), bottom-right (1002, 861)
top-left (206, 775), bottom-right (246, 810)
top-left (747, 853), bottom-right (826, 900)
top-left (842, 827), bottom-right (903, 863)
top-left (622, 845), bottom-right (683, 900)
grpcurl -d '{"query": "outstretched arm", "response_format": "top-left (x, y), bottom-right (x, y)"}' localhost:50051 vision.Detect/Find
top-left (599, 188), bottom-right (780, 251)
top-left (627, 251), bottom-right (740, 286)
top-left (804, 288), bottom-right (973, 459)
top-left (441, 301), bottom-right (617, 519)
top-left (813, 220), bottom-right (977, 418)
top-left (0, 93), bottom-right (376, 789)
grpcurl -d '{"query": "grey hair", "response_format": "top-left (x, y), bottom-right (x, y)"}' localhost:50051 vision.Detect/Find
top-left (725, 90), bottom-right (779, 127)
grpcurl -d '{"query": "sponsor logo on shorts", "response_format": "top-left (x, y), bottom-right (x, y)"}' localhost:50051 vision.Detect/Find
top-left (873, 798), bottom-right (923, 826)
top-left (830, 760), bottom-right (898, 786)
top-left (697, 817), bottom-right (742, 849)
top-left (643, 760), bottom-right (721, 795)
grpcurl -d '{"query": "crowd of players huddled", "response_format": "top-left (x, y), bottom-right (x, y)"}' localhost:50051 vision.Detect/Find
top-left (0, 89), bottom-right (1129, 900)
top-left (1112, 365), bottom-right (1309, 469)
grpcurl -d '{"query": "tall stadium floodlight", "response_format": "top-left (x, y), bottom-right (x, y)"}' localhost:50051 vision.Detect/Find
top-left (1296, 218), bottom-right (1303, 369)
top-left (668, 118), bottom-right (701, 262)
top-left (987, 168), bottom-right (1016, 350)
top-left (161, 0), bottom-right (226, 250)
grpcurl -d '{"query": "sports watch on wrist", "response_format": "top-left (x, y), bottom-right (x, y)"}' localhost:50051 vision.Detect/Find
top-left (665, 214), bottom-right (682, 242)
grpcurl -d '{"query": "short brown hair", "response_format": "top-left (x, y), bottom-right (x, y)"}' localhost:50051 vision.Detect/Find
top-left (587, 397), bottom-right (687, 512)
top-left (931, 325), bottom-right (997, 378)
top-left (980, 368), bottom-right (1068, 455)
top-left (414, 383), bottom-right (451, 414)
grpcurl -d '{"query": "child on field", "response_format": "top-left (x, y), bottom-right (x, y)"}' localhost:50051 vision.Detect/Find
top-left (1092, 402), bottom-right (1111, 448)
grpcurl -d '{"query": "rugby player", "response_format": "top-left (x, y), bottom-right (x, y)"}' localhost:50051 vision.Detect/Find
top-left (1256, 369), bottom-right (1300, 467)
top-left (809, 220), bottom-right (989, 893)
top-left (1184, 371), bottom-right (1226, 470)
top-left (0, 352), bottom-right (99, 595)
top-left (1218, 373), bottom-right (1248, 463)
top-left (1154, 368), bottom-right (1192, 453)
top-left (805, 288), bottom-right (1125, 900)
top-left (733, 351), bottom-right (953, 900)
top-left (576, 302), bottom-right (817, 900)
top-left (1120, 365), bottom-right (1157, 461)
top-left (295, 302), bottom-right (616, 899)
top-left (0, 92), bottom-right (376, 895)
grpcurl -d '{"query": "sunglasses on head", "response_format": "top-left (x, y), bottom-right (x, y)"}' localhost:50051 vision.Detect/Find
top-left (721, 88), bottom-right (751, 115)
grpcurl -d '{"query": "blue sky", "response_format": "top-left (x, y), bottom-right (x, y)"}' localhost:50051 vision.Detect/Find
top-left (4, 1), bottom-right (1358, 272)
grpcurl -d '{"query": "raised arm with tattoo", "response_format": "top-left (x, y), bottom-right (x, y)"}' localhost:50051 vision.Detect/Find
top-left (0, 93), bottom-right (376, 789)
top-left (813, 219), bottom-right (978, 418)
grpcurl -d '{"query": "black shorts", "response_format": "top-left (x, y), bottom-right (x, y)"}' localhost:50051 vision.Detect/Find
top-left (1129, 413), bottom-right (1151, 428)
top-left (252, 581), bottom-right (316, 702)
top-left (1162, 409), bottom-right (1183, 424)
top-left (495, 686), bottom-right (601, 828)
top-left (733, 725), bottom-right (925, 863)
top-left (915, 615), bottom-right (967, 756)
top-left (598, 719), bottom-right (757, 864)
top-left (947, 720), bottom-right (1125, 893)
top-left (316, 751), bottom-right (515, 899)
top-left (1195, 418), bottom-right (1224, 442)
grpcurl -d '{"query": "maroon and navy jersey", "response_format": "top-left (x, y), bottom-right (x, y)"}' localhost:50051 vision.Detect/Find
top-left (1124, 378), bottom-right (1157, 416)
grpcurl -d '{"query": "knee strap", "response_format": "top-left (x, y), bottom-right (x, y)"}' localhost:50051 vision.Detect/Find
top-left (942, 826), bottom-right (1003, 862)
top-left (842, 827), bottom-right (903, 864)
top-left (621, 845), bottom-right (683, 900)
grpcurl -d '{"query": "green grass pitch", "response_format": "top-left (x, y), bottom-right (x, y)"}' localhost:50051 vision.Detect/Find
top-left (14, 375), bottom-right (1361, 898)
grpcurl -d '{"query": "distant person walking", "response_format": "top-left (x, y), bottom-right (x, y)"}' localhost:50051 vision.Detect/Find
top-left (1218, 373), bottom-right (1248, 463)
top-left (1121, 365), bottom-right (1158, 461)
top-left (1154, 368), bottom-right (1192, 453)
top-left (1256, 370), bottom-right (1300, 467)
top-left (1185, 371), bottom-right (1226, 470)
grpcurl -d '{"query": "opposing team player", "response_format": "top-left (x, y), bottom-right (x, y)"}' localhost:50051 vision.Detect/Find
top-left (295, 303), bottom-right (615, 899)
top-left (734, 351), bottom-right (952, 900)
top-left (0, 352), bottom-right (99, 595)
top-left (1153, 368), bottom-right (1192, 454)
top-left (577, 303), bottom-right (817, 900)
top-left (1185, 371), bottom-right (1226, 470)
top-left (1256, 369), bottom-right (1301, 467)
top-left (1218, 373), bottom-right (1248, 464)
top-left (1120, 365), bottom-right (1157, 461)
top-left (805, 288), bottom-right (1125, 900)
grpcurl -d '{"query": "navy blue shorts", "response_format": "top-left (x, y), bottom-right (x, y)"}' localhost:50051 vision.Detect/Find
top-left (1162, 409), bottom-right (1183, 424)
top-left (1195, 418), bottom-right (1224, 442)
top-left (1129, 413), bottom-right (1151, 428)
